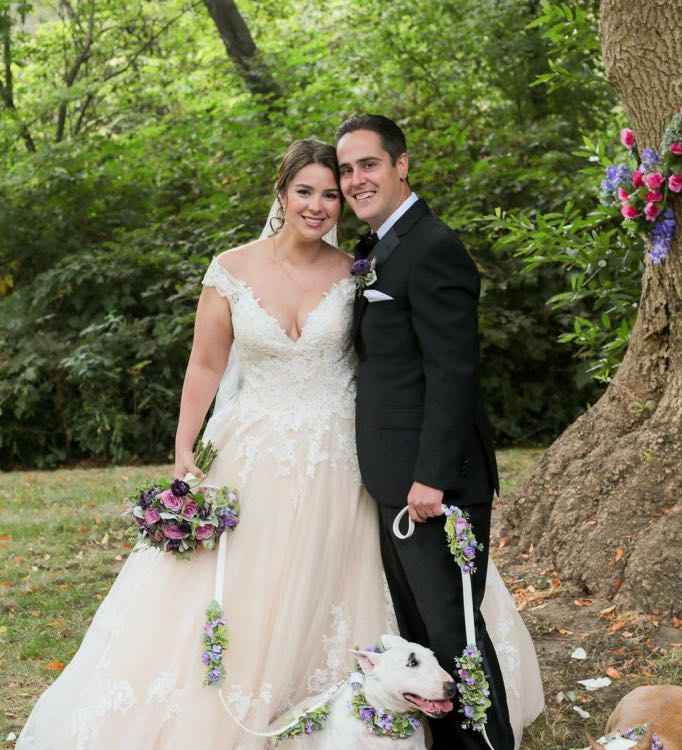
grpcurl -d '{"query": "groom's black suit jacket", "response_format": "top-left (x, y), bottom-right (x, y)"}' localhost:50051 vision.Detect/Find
top-left (354, 199), bottom-right (499, 508)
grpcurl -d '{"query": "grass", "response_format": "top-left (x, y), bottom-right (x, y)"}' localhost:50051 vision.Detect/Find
top-left (0, 449), bottom-right (679, 748)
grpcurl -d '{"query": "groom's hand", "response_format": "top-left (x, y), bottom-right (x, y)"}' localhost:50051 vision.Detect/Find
top-left (407, 481), bottom-right (444, 523)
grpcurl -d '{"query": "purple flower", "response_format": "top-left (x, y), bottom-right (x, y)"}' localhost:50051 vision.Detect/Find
top-left (196, 524), bottom-right (216, 540)
top-left (208, 668), bottom-right (222, 683)
top-left (162, 523), bottom-right (188, 540)
top-left (201, 650), bottom-right (211, 665)
top-left (304, 720), bottom-right (313, 735)
top-left (159, 489), bottom-right (182, 512)
top-left (170, 479), bottom-right (190, 496)
top-left (378, 714), bottom-right (393, 732)
top-left (204, 622), bottom-right (214, 637)
top-left (144, 507), bottom-right (161, 526)
top-left (351, 258), bottom-right (371, 276)
top-left (223, 511), bottom-right (239, 529)
top-left (641, 147), bottom-right (661, 169)
top-left (211, 644), bottom-right (223, 655)
top-left (359, 707), bottom-right (375, 722)
top-left (138, 487), bottom-right (159, 508)
top-left (463, 545), bottom-right (476, 560)
top-left (408, 717), bottom-right (421, 730)
top-left (464, 645), bottom-right (479, 659)
top-left (464, 705), bottom-right (475, 719)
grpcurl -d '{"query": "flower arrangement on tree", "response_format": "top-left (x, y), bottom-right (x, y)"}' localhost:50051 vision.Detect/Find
top-left (600, 113), bottom-right (682, 264)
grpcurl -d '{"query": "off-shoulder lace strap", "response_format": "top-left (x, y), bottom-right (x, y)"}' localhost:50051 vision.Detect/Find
top-left (202, 256), bottom-right (244, 302)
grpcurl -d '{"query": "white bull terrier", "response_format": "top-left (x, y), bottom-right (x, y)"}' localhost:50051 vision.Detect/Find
top-left (270, 634), bottom-right (455, 749)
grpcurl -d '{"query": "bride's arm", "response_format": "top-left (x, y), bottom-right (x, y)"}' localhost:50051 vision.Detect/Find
top-left (174, 287), bottom-right (233, 478)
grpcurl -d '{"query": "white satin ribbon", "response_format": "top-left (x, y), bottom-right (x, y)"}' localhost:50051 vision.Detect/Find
top-left (392, 504), bottom-right (496, 750)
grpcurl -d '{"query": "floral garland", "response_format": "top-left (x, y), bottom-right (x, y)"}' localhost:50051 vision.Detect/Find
top-left (595, 724), bottom-right (665, 750)
top-left (443, 506), bottom-right (492, 733)
top-left (202, 600), bottom-right (229, 685)
top-left (273, 704), bottom-right (331, 742)
top-left (600, 112), bottom-right (682, 264)
top-left (350, 691), bottom-right (422, 739)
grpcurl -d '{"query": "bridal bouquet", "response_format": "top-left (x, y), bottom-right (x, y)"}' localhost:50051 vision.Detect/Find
top-left (129, 441), bottom-right (240, 556)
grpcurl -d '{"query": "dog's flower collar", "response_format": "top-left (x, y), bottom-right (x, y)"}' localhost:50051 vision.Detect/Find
top-left (595, 726), bottom-right (665, 750)
top-left (350, 689), bottom-right (422, 739)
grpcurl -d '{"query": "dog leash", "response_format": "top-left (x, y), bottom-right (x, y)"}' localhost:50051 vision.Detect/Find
top-left (392, 506), bottom-right (496, 750)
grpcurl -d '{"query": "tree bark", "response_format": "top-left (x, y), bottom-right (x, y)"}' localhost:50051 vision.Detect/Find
top-left (202, 0), bottom-right (281, 102)
top-left (503, 0), bottom-right (682, 615)
top-left (0, 8), bottom-right (36, 152)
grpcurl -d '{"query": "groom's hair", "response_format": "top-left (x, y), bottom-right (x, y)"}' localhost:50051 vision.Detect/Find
top-left (336, 114), bottom-right (407, 165)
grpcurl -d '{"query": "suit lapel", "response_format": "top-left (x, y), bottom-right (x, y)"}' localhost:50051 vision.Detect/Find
top-left (353, 198), bottom-right (431, 357)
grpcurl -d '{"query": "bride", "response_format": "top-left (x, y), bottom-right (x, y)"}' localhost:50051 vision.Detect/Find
top-left (17, 139), bottom-right (543, 750)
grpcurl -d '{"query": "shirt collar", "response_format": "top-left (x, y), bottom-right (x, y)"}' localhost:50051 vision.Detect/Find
top-left (376, 192), bottom-right (419, 239)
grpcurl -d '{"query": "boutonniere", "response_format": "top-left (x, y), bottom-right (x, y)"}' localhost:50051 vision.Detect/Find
top-left (351, 257), bottom-right (377, 294)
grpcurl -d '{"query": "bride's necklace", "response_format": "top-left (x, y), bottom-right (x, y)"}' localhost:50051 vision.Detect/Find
top-left (271, 236), bottom-right (322, 295)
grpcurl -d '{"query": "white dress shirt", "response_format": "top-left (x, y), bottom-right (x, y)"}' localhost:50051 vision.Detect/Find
top-left (376, 192), bottom-right (419, 239)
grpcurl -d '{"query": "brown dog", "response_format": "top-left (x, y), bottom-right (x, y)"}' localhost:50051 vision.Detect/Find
top-left (589, 685), bottom-right (682, 750)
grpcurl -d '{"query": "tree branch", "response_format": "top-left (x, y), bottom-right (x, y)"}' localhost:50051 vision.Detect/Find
top-left (202, 0), bottom-right (282, 103)
top-left (1, 9), bottom-right (36, 152)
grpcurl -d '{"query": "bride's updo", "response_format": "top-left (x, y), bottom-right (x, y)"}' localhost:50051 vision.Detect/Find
top-left (270, 138), bottom-right (341, 234)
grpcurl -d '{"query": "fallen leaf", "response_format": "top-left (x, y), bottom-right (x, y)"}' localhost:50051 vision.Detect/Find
top-left (575, 599), bottom-right (593, 607)
top-left (608, 620), bottom-right (627, 634)
top-left (45, 660), bottom-right (64, 671)
top-left (614, 547), bottom-right (625, 562)
top-left (606, 667), bottom-right (622, 679)
top-left (600, 605), bottom-right (617, 618)
top-left (672, 617), bottom-right (681, 629)
top-left (559, 628), bottom-right (573, 636)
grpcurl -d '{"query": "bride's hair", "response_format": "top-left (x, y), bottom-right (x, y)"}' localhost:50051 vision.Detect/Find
top-left (270, 138), bottom-right (342, 235)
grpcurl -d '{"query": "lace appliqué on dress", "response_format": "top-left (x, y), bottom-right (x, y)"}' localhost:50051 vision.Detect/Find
top-left (202, 257), bottom-right (360, 499)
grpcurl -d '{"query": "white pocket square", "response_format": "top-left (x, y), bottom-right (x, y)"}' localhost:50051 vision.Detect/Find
top-left (363, 289), bottom-right (394, 302)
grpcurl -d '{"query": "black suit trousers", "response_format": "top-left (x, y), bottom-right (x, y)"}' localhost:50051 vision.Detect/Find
top-left (378, 502), bottom-right (515, 750)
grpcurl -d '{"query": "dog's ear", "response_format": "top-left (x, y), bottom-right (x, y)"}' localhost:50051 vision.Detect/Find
top-left (351, 649), bottom-right (382, 674)
top-left (380, 634), bottom-right (410, 651)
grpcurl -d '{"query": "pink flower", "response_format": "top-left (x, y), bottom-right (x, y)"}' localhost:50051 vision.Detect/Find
top-left (671, 142), bottom-right (682, 155)
top-left (644, 172), bottom-right (665, 190)
top-left (144, 507), bottom-right (161, 525)
top-left (618, 187), bottom-right (630, 202)
top-left (668, 173), bottom-right (682, 193)
top-left (621, 203), bottom-right (639, 219)
top-left (645, 201), bottom-right (662, 222)
top-left (645, 191), bottom-right (664, 203)
top-left (181, 501), bottom-right (198, 519)
top-left (162, 524), bottom-right (188, 539)
top-left (631, 170), bottom-right (644, 188)
top-left (196, 524), bottom-right (216, 540)
top-left (159, 489), bottom-right (182, 512)
top-left (620, 128), bottom-right (636, 150)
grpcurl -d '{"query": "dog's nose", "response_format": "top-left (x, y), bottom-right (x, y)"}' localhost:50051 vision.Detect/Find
top-left (444, 681), bottom-right (456, 698)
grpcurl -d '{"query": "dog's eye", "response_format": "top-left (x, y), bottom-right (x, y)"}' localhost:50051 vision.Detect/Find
top-left (406, 652), bottom-right (419, 668)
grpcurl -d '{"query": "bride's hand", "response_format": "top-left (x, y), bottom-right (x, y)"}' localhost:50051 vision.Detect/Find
top-left (174, 449), bottom-right (204, 481)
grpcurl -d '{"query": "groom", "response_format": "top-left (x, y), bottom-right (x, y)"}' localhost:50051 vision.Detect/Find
top-left (336, 115), bottom-right (514, 750)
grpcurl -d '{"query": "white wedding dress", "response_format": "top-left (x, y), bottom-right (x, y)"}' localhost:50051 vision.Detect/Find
top-left (17, 256), bottom-right (543, 750)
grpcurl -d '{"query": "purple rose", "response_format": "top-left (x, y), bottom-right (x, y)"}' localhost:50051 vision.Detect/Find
top-left (223, 512), bottom-right (239, 529)
top-left (159, 489), bottom-right (182, 512)
top-left (170, 479), bottom-right (190, 496)
top-left (207, 668), bottom-right (222, 684)
top-left (463, 545), bottom-right (476, 560)
top-left (144, 507), bottom-right (161, 526)
top-left (181, 501), bottom-right (198, 519)
top-left (162, 523), bottom-right (188, 539)
top-left (196, 524), bottom-right (215, 540)
top-left (201, 650), bottom-right (211, 665)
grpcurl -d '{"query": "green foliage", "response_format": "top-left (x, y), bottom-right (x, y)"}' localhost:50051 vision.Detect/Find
top-left (0, 0), bottom-right (619, 466)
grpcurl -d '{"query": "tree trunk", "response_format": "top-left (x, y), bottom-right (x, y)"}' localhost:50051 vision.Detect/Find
top-left (202, 0), bottom-right (281, 103)
top-left (504, 0), bottom-right (682, 615)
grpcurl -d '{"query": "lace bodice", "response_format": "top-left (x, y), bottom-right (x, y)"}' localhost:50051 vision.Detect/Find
top-left (201, 257), bottom-right (359, 489)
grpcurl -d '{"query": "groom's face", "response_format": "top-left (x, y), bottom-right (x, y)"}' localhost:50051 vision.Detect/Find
top-left (337, 129), bottom-right (409, 231)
